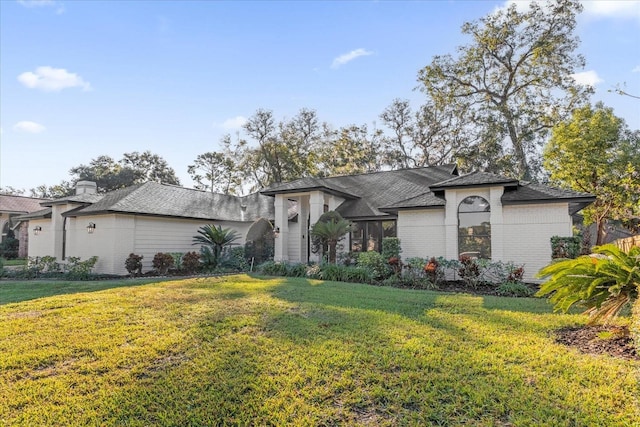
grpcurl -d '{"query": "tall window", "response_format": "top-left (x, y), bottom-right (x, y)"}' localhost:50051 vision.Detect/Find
top-left (350, 220), bottom-right (396, 253)
top-left (458, 196), bottom-right (491, 259)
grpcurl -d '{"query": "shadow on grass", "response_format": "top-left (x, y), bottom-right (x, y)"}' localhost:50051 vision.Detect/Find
top-left (0, 278), bottom-right (172, 305)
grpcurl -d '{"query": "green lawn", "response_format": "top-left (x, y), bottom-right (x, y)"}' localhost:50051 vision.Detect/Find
top-left (1, 275), bottom-right (637, 426)
top-left (1, 258), bottom-right (26, 267)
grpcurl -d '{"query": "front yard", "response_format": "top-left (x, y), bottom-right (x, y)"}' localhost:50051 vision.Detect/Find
top-left (1, 275), bottom-right (637, 425)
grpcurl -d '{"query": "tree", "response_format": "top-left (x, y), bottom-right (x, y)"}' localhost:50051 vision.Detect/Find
top-left (310, 211), bottom-right (352, 264)
top-left (379, 99), bottom-right (470, 169)
top-left (319, 124), bottom-right (383, 176)
top-left (192, 224), bottom-right (240, 269)
top-left (0, 186), bottom-right (25, 196)
top-left (69, 152), bottom-right (179, 193)
top-left (120, 151), bottom-right (180, 185)
top-left (29, 182), bottom-right (75, 198)
top-left (543, 103), bottom-right (640, 244)
top-left (239, 108), bottom-right (328, 189)
top-left (418, 0), bottom-right (591, 180)
top-left (188, 148), bottom-right (241, 195)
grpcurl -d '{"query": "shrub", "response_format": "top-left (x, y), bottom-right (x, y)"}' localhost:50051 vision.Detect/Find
top-left (357, 251), bottom-right (391, 280)
top-left (65, 256), bottom-right (98, 280)
top-left (181, 251), bottom-right (200, 274)
top-left (219, 246), bottom-right (250, 272)
top-left (0, 236), bottom-right (19, 259)
top-left (152, 252), bottom-right (174, 275)
top-left (424, 257), bottom-right (440, 284)
top-left (125, 253), bottom-right (143, 277)
top-left (169, 252), bottom-right (184, 270)
top-left (258, 261), bottom-right (288, 276)
top-left (458, 255), bottom-right (482, 288)
top-left (551, 235), bottom-right (582, 259)
top-left (537, 244), bottom-right (640, 324)
top-left (381, 237), bottom-right (402, 261)
top-left (496, 281), bottom-right (535, 297)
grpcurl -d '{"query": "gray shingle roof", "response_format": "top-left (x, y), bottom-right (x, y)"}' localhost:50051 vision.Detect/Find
top-left (43, 193), bottom-right (104, 206)
top-left (501, 182), bottom-right (595, 204)
top-left (262, 166), bottom-right (594, 216)
top-left (262, 165), bottom-right (459, 219)
top-left (14, 207), bottom-right (53, 220)
top-left (0, 195), bottom-right (51, 213)
top-left (65, 182), bottom-right (274, 222)
top-left (431, 171), bottom-right (519, 190)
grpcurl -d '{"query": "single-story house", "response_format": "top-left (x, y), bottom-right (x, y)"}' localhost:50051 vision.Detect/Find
top-left (20, 165), bottom-right (594, 280)
top-left (1, 194), bottom-right (51, 258)
top-left (20, 181), bottom-right (275, 275)
top-left (260, 164), bottom-right (595, 281)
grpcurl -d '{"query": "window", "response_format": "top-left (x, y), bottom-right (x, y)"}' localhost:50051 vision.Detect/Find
top-left (458, 196), bottom-right (491, 259)
top-left (350, 220), bottom-right (397, 253)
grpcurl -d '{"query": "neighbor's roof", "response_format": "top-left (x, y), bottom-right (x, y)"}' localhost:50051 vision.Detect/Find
top-left (63, 181), bottom-right (274, 222)
top-left (262, 164), bottom-right (459, 219)
top-left (0, 194), bottom-right (51, 213)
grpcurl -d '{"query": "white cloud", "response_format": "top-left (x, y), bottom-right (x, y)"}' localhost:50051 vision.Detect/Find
top-left (331, 48), bottom-right (373, 69)
top-left (17, 0), bottom-right (63, 12)
top-left (216, 116), bottom-right (247, 130)
top-left (18, 66), bottom-right (91, 92)
top-left (13, 121), bottom-right (46, 133)
top-left (581, 1), bottom-right (640, 21)
top-left (632, 65), bottom-right (640, 73)
top-left (570, 70), bottom-right (604, 87)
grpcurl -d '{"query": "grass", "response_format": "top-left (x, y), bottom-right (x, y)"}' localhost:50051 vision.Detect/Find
top-left (0, 275), bottom-right (638, 426)
top-left (1, 258), bottom-right (26, 267)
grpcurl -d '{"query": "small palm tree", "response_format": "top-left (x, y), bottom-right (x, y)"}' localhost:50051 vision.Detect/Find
top-left (193, 224), bottom-right (240, 269)
top-left (536, 244), bottom-right (640, 324)
top-left (310, 214), bottom-right (352, 264)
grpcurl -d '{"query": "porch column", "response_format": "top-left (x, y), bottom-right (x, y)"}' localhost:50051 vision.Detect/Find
top-left (298, 195), bottom-right (310, 263)
top-left (309, 191), bottom-right (325, 263)
top-left (444, 189), bottom-right (459, 260)
top-left (490, 186), bottom-right (505, 261)
top-left (274, 194), bottom-right (289, 262)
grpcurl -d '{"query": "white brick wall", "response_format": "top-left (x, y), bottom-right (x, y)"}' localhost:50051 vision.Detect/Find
top-left (397, 209), bottom-right (446, 259)
top-left (502, 203), bottom-right (572, 281)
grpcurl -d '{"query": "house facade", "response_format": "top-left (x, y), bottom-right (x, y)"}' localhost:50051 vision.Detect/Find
top-left (21, 181), bottom-right (275, 275)
top-left (20, 166), bottom-right (594, 281)
top-left (0, 194), bottom-right (51, 258)
top-left (261, 165), bottom-right (594, 281)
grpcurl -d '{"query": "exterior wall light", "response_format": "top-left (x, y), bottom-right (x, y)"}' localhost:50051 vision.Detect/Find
top-left (273, 227), bottom-right (280, 238)
top-left (33, 226), bottom-right (42, 236)
top-left (87, 222), bottom-right (96, 234)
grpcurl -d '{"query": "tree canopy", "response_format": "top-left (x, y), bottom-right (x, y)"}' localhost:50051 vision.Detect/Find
top-left (543, 103), bottom-right (640, 243)
top-left (418, 0), bottom-right (591, 179)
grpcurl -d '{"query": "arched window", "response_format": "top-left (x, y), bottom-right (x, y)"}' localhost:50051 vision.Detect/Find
top-left (458, 196), bottom-right (491, 259)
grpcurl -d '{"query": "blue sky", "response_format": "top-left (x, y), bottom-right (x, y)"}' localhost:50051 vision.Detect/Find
top-left (1, 0), bottom-right (639, 191)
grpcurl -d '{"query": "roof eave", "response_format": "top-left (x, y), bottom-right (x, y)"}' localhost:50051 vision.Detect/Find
top-left (430, 181), bottom-right (519, 191)
top-left (379, 204), bottom-right (445, 213)
top-left (260, 185), bottom-right (359, 199)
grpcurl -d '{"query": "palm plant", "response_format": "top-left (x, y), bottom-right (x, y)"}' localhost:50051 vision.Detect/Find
top-left (536, 244), bottom-right (640, 324)
top-left (310, 214), bottom-right (352, 264)
top-left (193, 224), bottom-right (240, 269)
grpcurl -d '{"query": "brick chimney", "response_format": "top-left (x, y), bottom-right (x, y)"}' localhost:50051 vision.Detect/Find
top-left (76, 181), bottom-right (97, 195)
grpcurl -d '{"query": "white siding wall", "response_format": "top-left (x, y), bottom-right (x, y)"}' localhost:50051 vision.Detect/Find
top-left (397, 209), bottom-right (446, 259)
top-left (502, 203), bottom-right (572, 281)
top-left (287, 219), bottom-right (301, 263)
top-left (66, 214), bottom-right (137, 275)
top-left (26, 218), bottom-right (52, 258)
top-left (64, 215), bottom-right (251, 275)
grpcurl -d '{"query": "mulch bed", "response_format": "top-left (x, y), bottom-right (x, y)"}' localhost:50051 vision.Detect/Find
top-left (554, 325), bottom-right (638, 360)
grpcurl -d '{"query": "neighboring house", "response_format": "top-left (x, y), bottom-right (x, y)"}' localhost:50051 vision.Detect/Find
top-left (20, 181), bottom-right (275, 275)
top-left (0, 194), bottom-right (51, 258)
top-left (261, 165), bottom-right (595, 281)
